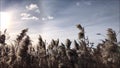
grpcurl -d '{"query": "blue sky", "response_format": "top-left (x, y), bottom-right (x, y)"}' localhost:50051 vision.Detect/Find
top-left (0, 0), bottom-right (120, 45)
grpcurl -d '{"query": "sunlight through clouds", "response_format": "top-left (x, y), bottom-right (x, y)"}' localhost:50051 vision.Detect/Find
top-left (0, 11), bottom-right (13, 30)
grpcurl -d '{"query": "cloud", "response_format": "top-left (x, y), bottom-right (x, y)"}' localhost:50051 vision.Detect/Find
top-left (20, 4), bottom-right (40, 21)
top-left (26, 4), bottom-right (40, 13)
top-left (21, 13), bottom-right (39, 20)
top-left (26, 4), bottom-right (38, 10)
top-left (21, 13), bottom-right (30, 17)
top-left (48, 16), bottom-right (54, 20)
top-left (41, 16), bottom-right (54, 21)
top-left (21, 16), bottom-right (39, 20)
top-left (42, 17), bottom-right (47, 21)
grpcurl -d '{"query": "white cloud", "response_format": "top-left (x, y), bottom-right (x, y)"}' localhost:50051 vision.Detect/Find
top-left (20, 13), bottom-right (30, 17)
top-left (26, 4), bottom-right (40, 13)
top-left (41, 16), bottom-right (54, 21)
top-left (21, 4), bottom-right (40, 21)
top-left (48, 16), bottom-right (54, 20)
top-left (21, 16), bottom-right (39, 20)
top-left (21, 13), bottom-right (39, 20)
top-left (26, 4), bottom-right (38, 10)
top-left (42, 17), bottom-right (47, 21)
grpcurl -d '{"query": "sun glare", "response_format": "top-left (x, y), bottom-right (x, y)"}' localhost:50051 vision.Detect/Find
top-left (0, 12), bottom-right (12, 30)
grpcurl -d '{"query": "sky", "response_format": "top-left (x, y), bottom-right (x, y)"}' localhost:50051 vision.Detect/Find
top-left (0, 0), bottom-right (120, 46)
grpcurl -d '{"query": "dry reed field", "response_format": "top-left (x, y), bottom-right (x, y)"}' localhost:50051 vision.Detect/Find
top-left (0, 24), bottom-right (120, 68)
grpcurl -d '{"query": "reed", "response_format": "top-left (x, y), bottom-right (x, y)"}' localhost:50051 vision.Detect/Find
top-left (0, 24), bottom-right (120, 68)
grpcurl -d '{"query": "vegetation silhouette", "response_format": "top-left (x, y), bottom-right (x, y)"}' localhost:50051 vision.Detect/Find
top-left (0, 24), bottom-right (120, 68)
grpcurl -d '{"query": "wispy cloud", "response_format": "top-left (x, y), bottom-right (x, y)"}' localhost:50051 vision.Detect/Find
top-left (21, 13), bottom-right (30, 17)
top-left (20, 13), bottom-right (39, 20)
top-left (48, 16), bottom-right (54, 20)
top-left (42, 17), bottom-right (47, 21)
top-left (21, 16), bottom-right (39, 20)
top-left (41, 16), bottom-right (54, 21)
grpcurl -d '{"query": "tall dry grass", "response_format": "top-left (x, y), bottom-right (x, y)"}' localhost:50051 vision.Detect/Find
top-left (0, 24), bottom-right (120, 68)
